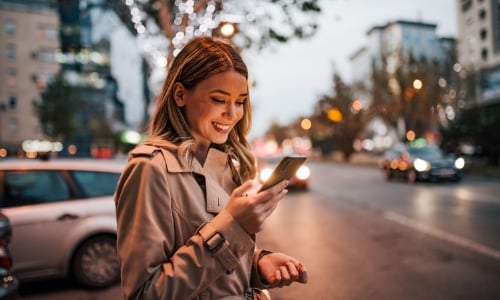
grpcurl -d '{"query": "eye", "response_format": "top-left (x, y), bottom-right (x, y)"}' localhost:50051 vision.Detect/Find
top-left (211, 97), bottom-right (225, 104)
top-left (236, 98), bottom-right (247, 106)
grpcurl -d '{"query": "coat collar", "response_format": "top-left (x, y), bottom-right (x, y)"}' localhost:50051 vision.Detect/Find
top-left (159, 146), bottom-right (234, 214)
top-left (159, 146), bottom-right (229, 174)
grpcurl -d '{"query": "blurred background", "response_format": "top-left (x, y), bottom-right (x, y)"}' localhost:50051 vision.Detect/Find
top-left (0, 0), bottom-right (498, 168)
top-left (1, 1), bottom-right (500, 300)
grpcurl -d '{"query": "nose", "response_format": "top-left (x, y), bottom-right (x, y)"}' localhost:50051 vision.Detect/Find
top-left (223, 103), bottom-right (238, 120)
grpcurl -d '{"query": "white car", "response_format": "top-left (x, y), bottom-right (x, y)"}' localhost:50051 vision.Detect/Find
top-left (0, 158), bottom-right (125, 288)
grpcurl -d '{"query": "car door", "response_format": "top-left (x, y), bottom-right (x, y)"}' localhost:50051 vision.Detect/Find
top-left (0, 168), bottom-right (88, 280)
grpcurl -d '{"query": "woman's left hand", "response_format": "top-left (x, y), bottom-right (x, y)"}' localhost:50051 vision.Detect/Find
top-left (257, 252), bottom-right (308, 287)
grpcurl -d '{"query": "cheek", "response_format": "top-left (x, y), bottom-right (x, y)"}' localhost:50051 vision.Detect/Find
top-left (236, 106), bottom-right (245, 119)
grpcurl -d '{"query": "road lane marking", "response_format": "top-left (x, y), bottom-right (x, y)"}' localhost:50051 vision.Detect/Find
top-left (384, 211), bottom-right (500, 261)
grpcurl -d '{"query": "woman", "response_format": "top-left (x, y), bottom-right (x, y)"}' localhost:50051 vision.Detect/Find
top-left (114, 36), bottom-right (308, 300)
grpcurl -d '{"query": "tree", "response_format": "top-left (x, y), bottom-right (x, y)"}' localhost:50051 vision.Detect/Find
top-left (33, 72), bottom-right (82, 141)
top-left (114, 0), bottom-right (322, 63)
top-left (311, 73), bottom-right (366, 161)
top-left (368, 60), bottom-right (401, 129)
top-left (265, 121), bottom-right (290, 146)
top-left (369, 53), bottom-right (447, 141)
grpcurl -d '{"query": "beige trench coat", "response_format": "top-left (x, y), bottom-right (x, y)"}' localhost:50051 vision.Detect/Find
top-left (114, 145), bottom-right (269, 299)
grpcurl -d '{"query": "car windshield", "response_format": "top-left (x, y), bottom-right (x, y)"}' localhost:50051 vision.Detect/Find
top-left (408, 146), bottom-right (445, 159)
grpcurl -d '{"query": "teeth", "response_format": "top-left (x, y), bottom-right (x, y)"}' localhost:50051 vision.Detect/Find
top-left (213, 123), bottom-right (230, 131)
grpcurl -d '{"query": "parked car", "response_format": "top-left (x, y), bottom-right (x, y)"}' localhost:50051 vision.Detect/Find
top-left (257, 155), bottom-right (311, 190)
top-left (0, 158), bottom-right (125, 288)
top-left (0, 213), bottom-right (19, 300)
top-left (379, 144), bottom-right (465, 183)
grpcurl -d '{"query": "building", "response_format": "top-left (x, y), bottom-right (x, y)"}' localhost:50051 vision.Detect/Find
top-left (57, 0), bottom-right (128, 157)
top-left (0, 0), bottom-right (140, 158)
top-left (456, 0), bottom-right (500, 106)
top-left (351, 20), bottom-right (455, 86)
top-left (0, 0), bottom-right (59, 157)
top-left (349, 19), bottom-right (457, 150)
top-left (454, 0), bottom-right (500, 162)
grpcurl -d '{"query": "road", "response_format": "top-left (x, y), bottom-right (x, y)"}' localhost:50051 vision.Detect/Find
top-left (18, 161), bottom-right (500, 299)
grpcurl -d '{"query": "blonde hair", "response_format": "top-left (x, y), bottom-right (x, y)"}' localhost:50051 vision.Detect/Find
top-left (143, 37), bottom-right (256, 183)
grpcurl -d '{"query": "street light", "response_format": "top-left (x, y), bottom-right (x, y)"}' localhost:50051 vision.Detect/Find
top-left (413, 79), bottom-right (423, 90)
top-left (300, 118), bottom-right (312, 130)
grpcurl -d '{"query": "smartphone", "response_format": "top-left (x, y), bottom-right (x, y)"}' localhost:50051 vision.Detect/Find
top-left (258, 155), bottom-right (307, 192)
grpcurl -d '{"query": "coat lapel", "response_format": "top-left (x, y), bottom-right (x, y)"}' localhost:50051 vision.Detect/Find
top-left (160, 147), bottom-right (235, 214)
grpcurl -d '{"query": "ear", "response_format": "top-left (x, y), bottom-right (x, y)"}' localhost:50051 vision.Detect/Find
top-left (173, 82), bottom-right (186, 107)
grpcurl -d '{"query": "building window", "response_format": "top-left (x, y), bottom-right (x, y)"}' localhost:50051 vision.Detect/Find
top-left (480, 28), bottom-right (488, 40)
top-left (6, 44), bottom-right (15, 60)
top-left (33, 48), bottom-right (56, 63)
top-left (4, 19), bottom-right (15, 35)
top-left (479, 9), bottom-right (486, 20)
top-left (7, 118), bottom-right (18, 136)
top-left (37, 25), bottom-right (58, 40)
top-left (461, 0), bottom-right (472, 11)
top-left (6, 69), bottom-right (16, 87)
top-left (8, 96), bottom-right (16, 109)
top-left (33, 72), bottom-right (54, 91)
top-left (481, 48), bottom-right (488, 61)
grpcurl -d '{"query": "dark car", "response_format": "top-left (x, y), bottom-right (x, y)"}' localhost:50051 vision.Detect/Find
top-left (257, 156), bottom-right (311, 190)
top-left (0, 213), bottom-right (19, 300)
top-left (379, 144), bottom-right (465, 183)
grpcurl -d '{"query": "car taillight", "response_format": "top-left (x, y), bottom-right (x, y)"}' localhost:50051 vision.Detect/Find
top-left (0, 244), bottom-right (12, 269)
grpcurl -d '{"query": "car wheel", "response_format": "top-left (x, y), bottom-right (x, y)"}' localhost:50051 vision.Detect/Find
top-left (453, 174), bottom-right (462, 182)
top-left (407, 170), bottom-right (417, 183)
top-left (71, 235), bottom-right (120, 289)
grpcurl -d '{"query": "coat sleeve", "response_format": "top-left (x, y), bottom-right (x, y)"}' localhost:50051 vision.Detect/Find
top-left (114, 154), bottom-right (254, 299)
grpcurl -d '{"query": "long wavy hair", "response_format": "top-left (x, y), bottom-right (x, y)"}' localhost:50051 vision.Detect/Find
top-left (143, 36), bottom-right (256, 183)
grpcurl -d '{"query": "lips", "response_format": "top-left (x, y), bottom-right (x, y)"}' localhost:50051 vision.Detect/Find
top-left (212, 122), bottom-right (231, 133)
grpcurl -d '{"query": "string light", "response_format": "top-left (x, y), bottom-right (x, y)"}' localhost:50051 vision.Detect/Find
top-left (125, 0), bottom-right (242, 60)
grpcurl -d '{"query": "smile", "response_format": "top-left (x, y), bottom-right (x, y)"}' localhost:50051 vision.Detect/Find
top-left (212, 122), bottom-right (231, 132)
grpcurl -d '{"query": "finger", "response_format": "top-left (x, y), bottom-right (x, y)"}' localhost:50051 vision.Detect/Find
top-left (297, 263), bottom-right (308, 284)
top-left (233, 180), bottom-right (254, 196)
top-left (286, 261), bottom-right (299, 281)
top-left (264, 179), bottom-right (288, 196)
top-left (279, 265), bottom-right (291, 286)
top-left (269, 189), bottom-right (287, 210)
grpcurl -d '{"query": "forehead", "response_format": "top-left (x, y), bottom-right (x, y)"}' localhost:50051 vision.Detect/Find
top-left (197, 70), bottom-right (248, 93)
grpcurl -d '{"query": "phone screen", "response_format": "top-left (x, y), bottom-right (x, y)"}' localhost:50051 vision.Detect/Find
top-left (258, 155), bottom-right (307, 192)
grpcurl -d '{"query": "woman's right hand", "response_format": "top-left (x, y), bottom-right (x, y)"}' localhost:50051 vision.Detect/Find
top-left (224, 180), bottom-right (289, 234)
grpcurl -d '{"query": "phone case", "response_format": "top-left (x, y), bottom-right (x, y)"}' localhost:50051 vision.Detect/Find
top-left (258, 155), bottom-right (307, 192)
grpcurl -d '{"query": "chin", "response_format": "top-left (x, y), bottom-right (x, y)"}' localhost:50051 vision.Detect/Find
top-left (211, 134), bottom-right (230, 145)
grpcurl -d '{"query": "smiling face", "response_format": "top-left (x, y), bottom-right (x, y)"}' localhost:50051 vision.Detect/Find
top-left (173, 70), bottom-right (248, 153)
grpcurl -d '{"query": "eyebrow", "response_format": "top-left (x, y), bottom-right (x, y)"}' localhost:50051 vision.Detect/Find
top-left (210, 89), bottom-right (248, 97)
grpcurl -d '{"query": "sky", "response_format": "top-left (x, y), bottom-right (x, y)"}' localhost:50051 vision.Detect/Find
top-left (243, 0), bottom-right (458, 139)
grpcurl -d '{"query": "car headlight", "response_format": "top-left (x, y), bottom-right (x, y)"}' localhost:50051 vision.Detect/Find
top-left (413, 158), bottom-right (431, 172)
top-left (454, 157), bottom-right (465, 169)
top-left (295, 165), bottom-right (311, 180)
top-left (259, 167), bottom-right (273, 182)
